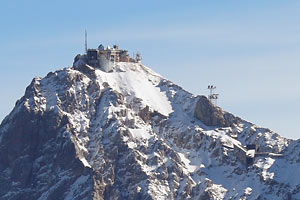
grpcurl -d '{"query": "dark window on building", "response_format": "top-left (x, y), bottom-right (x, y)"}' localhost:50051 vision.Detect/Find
top-left (87, 50), bottom-right (98, 60)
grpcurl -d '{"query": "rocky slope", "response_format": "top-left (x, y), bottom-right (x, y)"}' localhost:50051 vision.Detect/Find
top-left (0, 61), bottom-right (299, 200)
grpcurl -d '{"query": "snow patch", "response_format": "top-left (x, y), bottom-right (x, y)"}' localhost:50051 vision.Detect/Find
top-left (244, 187), bottom-right (252, 195)
top-left (129, 127), bottom-right (152, 140)
top-left (95, 63), bottom-right (173, 116)
top-left (178, 152), bottom-right (197, 173)
top-left (255, 157), bottom-right (275, 181)
top-left (79, 157), bottom-right (91, 168)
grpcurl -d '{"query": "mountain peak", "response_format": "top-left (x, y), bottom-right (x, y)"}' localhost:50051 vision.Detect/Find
top-left (0, 48), bottom-right (298, 200)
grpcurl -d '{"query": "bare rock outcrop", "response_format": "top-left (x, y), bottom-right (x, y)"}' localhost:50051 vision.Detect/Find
top-left (194, 95), bottom-right (240, 127)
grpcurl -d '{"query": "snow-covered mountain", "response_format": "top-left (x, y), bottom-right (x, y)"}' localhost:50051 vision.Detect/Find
top-left (0, 61), bottom-right (299, 200)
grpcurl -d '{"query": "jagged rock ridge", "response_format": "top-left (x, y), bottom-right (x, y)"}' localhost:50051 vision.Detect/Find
top-left (0, 62), bottom-right (299, 200)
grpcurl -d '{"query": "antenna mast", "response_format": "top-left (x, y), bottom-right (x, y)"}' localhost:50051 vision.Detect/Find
top-left (85, 30), bottom-right (88, 53)
top-left (207, 85), bottom-right (219, 105)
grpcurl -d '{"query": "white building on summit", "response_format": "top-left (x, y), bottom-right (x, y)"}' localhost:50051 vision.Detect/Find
top-left (73, 32), bottom-right (141, 72)
top-left (75, 44), bottom-right (141, 72)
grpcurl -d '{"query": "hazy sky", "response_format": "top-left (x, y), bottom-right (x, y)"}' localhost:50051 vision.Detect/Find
top-left (0, 0), bottom-right (299, 139)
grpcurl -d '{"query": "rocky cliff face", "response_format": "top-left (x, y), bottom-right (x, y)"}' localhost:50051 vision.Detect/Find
top-left (0, 62), bottom-right (299, 200)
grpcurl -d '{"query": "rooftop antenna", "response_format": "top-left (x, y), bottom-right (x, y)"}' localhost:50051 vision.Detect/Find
top-left (85, 29), bottom-right (88, 53)
top-left (207, 85), bottom-right (219, 105)
top-left (136, 52), bottom-right (142, 62)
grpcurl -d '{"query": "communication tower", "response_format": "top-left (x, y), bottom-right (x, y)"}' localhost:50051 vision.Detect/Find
top-left (208, 85), bottom-right (219, 105)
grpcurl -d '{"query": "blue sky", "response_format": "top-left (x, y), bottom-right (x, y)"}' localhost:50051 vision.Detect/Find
top-left (0, 0), bottom-right (300, 139)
